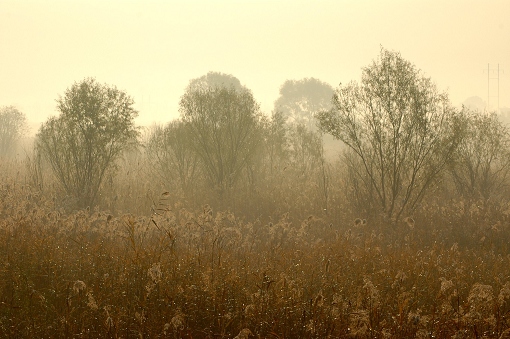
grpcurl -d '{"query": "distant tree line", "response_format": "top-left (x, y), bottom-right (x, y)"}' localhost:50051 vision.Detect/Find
top-left (2, 48), bottom-right (510, 222)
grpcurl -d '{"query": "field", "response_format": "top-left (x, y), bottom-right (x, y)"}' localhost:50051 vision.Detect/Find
top-left (1, 154), bottom-right (510, 339)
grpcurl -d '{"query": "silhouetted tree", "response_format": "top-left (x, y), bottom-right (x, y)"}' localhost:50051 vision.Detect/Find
top-left (274, 78), bottom-right (334, 131)
top-left (36, 78), bottom-right (139, 209)
top-left (186, 71), bottom-right (245, 92)
top-left (0, 106), bottom-right (27, 157)
top-left (449, 109), bottom-right (510, 201)
top-left (317, 48), bottom-right (464, 221)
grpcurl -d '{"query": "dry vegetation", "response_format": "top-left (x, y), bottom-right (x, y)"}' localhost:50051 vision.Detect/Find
top-left (2, 59), bottom-right (510, 338)
top-left (1, 155), bottom-right (510, 339)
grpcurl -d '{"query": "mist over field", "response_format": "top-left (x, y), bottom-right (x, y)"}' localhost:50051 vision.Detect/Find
top-left (1, 1), bottom-right (510, 338)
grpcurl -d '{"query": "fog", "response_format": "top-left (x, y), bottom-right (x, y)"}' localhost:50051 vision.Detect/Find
top-left (1, 0), bottom-right (509, 129)
top-left (3, 2), bottom-right (510, 337)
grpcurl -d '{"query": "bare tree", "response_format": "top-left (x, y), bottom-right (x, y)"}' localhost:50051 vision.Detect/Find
top-left (317, 48), bottom-right (464, 221)
top-left (36, 78), bottom-right (139, 209)
top-left (0, 106), bottom-right (27, 157)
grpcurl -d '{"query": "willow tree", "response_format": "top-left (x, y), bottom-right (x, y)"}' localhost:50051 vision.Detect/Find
top-left (37, 78), bottom-right (139, 209)
top-left (317, 48), bottom-right (464, 221)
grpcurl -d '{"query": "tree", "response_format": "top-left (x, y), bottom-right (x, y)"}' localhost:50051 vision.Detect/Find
top-left (146, 121), bottom-right (199, 197)
top-left (187, 71), bottom-right (245, 92)
top-left (0, 106), bottom-right (27, 157)
top-left (449, 109), bottom-right (510, 201)
top-left (317, 48), bottom-right (464, 221)
top-left (288, 123), bottom-right (330, 213)
top-left (260, 110), bottom-right (290, 174)
top-left (288, 123), bottom-right (324, 175)
top-left (179, 77), bottom-right (262, 195)
top-left (274, 78), bottom-right (334, 131)
top-left (37, 78), bottom-right (139, 209)
top-left (462, 96), bottom-right (486, 113)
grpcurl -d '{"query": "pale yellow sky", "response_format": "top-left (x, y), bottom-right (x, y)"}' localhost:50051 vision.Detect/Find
top-left (1, 0), bottom-right (509, 129)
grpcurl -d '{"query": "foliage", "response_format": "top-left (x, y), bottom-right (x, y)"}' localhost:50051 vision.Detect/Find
top-left (317, 48), bottom-right (464, 221)
top-left (0, 106), bottom-right (27, 157)
top-left (260, 110), bottom-right (290, 173)
top-left (5, 50), bottom-right (510, 337)
top-left (36, 78), bottom-right (139, 209)
top-left (288, 123), bottom-right (324, 174)
top-left (449, 109), bottom-right (510, 201)
top-left (179, 80), bottom-right (262, 196)
top-left (274, 78), bottom-right (334, 131)
top-left (186, 71), bottom-right (245, 92)
top-left (145, 121), bottom-right (199, 199)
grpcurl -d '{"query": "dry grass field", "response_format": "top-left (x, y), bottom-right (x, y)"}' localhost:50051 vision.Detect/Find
top-left (2, 155), bottom-right (510, 339)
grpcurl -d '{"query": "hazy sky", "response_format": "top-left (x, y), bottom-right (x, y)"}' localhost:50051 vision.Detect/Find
top-left (1, 0), bottom-right (509, 130)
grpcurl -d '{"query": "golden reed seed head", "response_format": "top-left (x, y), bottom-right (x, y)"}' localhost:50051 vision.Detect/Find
top-left (73, 280), bottom-right (86, 294)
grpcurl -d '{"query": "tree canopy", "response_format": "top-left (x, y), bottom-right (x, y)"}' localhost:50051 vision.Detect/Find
top-left (317, 48), bottom-right (464, 221)
top-left (449, 109), bottom-right (510, 201)
top-left (145, 121), bottom-right (199, 198)
top-left (37, 78), bottom-right (139, 209)
top-left (186, 71), bottom-right (245, 92)
top-left (179, 76), bottom-right (262, 195)
top-left (274, 78), bottom-right (334, 130)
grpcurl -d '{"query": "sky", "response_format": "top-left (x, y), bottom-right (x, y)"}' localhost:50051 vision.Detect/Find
top-left (1, 0), bottom-right (509, 132)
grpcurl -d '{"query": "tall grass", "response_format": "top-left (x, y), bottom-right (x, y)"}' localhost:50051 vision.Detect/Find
top-left (1, 181), bottom-right (510, 338)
